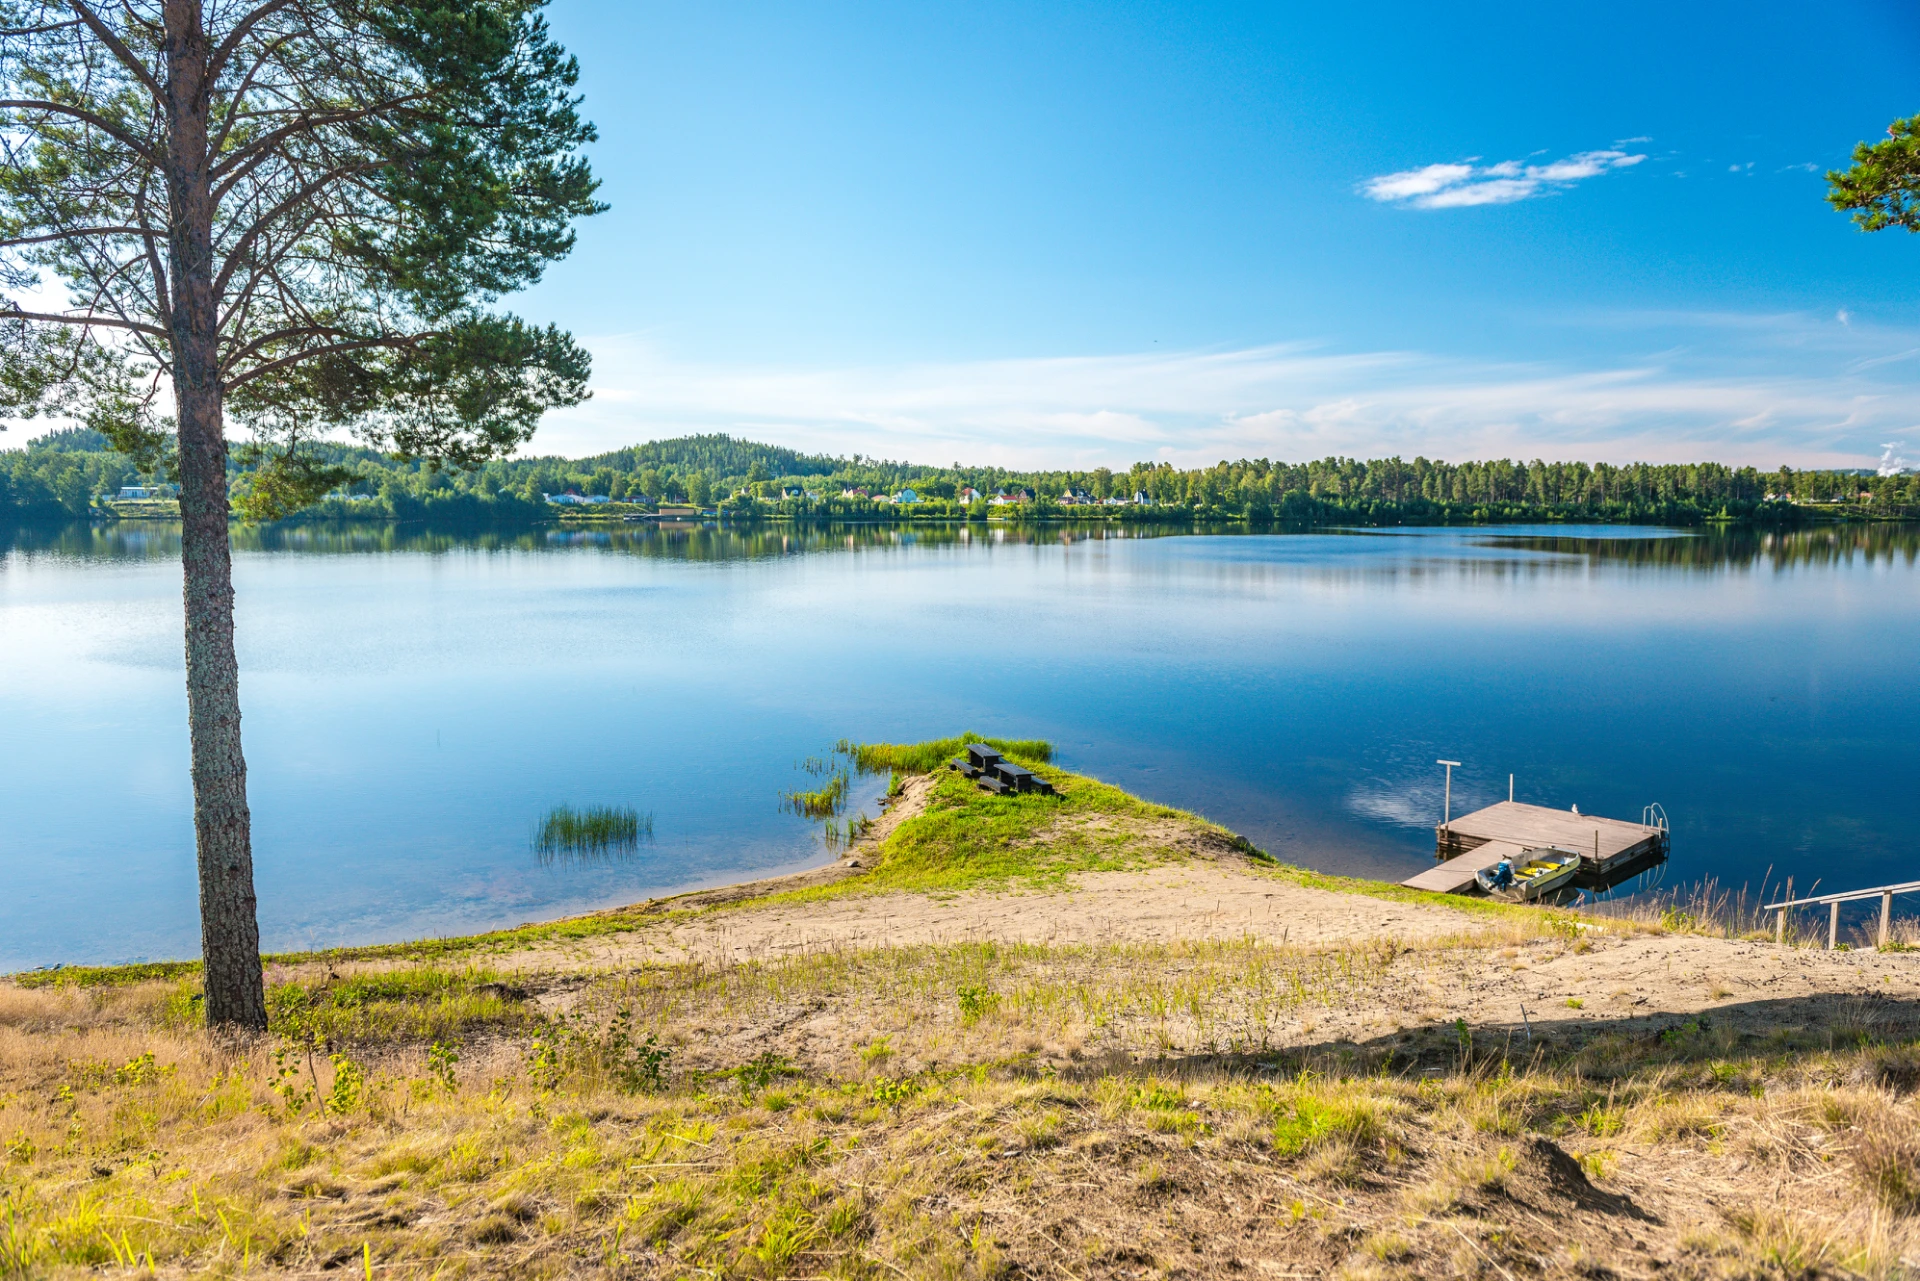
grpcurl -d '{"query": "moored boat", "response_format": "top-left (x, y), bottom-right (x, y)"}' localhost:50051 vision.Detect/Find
top-left (1474, 847), bottom-right (1582, 901)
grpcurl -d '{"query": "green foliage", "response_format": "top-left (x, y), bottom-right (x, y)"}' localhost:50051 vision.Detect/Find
top-left (1829, 114), bottom-right (1920, 232)
top-left (11, 424), bottom-right (1917, 527)
top-left (428, 1041), bottom-right (461, 1095)
top-left (0, 0), bottom-right (603, 520)
top-left (324, 1053), bottom-right (365, 1115)
top-left (528, 1005), bottom-right (674, 1094)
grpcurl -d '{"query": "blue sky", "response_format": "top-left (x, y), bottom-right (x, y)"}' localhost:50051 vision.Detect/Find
top-left (509, 2), bottom-right (1920, 467)
top-left (130, 3), bottom-right (1920, 468)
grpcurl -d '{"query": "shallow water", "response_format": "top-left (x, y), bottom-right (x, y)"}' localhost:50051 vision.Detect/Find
top-left (3, 520), bottom-right (1916, 969)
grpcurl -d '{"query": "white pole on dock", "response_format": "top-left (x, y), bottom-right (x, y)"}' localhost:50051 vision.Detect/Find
top-left (1438, 760), bottom-right (1461, 830)
top-left (1509, 774), bottom-right (1514, 803)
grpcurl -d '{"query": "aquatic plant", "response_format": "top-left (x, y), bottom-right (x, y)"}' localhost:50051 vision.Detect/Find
top-left (782, 772), bottom-right (849, 819)
top-left (533, 805), bottom-right (650, 860)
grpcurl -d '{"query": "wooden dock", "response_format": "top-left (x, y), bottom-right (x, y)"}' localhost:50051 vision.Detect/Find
top-left (1402, 801), bottom-right (1669, 896)
top-left (1401, 839), bottom-right (1531, 895)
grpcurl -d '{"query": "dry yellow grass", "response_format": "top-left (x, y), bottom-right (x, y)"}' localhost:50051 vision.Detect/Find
top-left (5, 926), bottom-right (1920, 1280)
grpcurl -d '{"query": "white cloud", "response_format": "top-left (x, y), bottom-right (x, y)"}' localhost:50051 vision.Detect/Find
top-left (522, 317), bottom-right (1920, 472)
top-left (1361, 148), bottom-right (1646, 210)
top-left (1359, 163), bottom-right (1474, 201)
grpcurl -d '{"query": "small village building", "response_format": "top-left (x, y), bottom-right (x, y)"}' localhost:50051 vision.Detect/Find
top-left (117, 485), bottom-right (154, 500)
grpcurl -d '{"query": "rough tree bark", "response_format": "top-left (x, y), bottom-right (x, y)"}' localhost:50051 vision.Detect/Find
top-left (164, 0), bottom-right (266, 1030)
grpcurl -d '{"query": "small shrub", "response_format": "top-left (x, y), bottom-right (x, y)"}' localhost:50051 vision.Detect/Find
top-left (1271, 1094), bottom-right (1382, 1159)
top-left (427, 1041), bottom-right (460, 1094)
top-left (957, 985), bottom-right (1000, 1023)
top-left (869, 1075), bottom-right (922, 1108)
top-left (1579, 1103), bottom-right (1625, 1137)
top-left (736, 1051), bottom-right (792, 1099)
top-left (324, 1054), bottom-right (364, 1115)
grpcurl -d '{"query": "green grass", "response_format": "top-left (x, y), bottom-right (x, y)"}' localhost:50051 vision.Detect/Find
top-left (839, 732), bottom-right (1052, 776)
top-left (13, 960), bottom-right (202, 990)
top-left (266, 966), bottom-right (537, 1045)
top-left (771, 744), bottom-right (1223, 900)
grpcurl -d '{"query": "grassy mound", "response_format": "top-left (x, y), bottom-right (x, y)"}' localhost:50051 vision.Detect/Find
top-left (846, 746), bottom-right (1241, 893)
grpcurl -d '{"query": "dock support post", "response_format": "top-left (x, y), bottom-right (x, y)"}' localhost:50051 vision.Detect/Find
top-left (1881, 890), bottom-right (1894, 949)
top-left (1829, 900), bottom-right (1840, 950)
top-left (1779, 877), bottom-right (1792, 945)
top-left (1509, 774), bottom-right (1514, 803)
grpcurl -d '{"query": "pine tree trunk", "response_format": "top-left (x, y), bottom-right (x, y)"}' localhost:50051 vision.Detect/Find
top-left (166, 0), bottom-right (267, 1032)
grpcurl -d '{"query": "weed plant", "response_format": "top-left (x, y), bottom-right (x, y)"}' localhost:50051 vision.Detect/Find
top-left (534, 804), bottom-right (649, 860)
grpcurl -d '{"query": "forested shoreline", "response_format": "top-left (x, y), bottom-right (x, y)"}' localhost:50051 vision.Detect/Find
top-left (5, 428), bottom-right (1918, 527)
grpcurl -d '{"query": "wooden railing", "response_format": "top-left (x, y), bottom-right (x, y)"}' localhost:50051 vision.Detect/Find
top-left (1763, 878), bottom-right (1920, 949)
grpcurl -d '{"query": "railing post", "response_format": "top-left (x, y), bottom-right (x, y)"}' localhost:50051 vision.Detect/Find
top-left (1776, 908), bottom-right (1786, 945)
top-left (1881, 890), bottom-right (1894, 949)
top-left (1829, 900), bottom-right (1840, 950)
top-left (1779, 878), bottom-right (1791, 945)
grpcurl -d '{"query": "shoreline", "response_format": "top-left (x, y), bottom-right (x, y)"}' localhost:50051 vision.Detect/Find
top-left (7, 750), bottom-right (1920, 1278)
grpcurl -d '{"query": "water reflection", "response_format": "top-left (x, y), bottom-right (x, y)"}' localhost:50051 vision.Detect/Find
top-left (8, 518), bottom-right (1920, 569)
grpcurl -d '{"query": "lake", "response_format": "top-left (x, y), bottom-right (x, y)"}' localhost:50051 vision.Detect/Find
top-left (3, 520), bottom-right (1917, 970)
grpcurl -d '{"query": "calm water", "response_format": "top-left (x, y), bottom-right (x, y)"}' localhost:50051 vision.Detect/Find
top-left (3, 520), bottom-right (1917, 969)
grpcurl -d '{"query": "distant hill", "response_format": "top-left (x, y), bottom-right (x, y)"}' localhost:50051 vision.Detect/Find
top-left (575, 434), bottom-right (844, 478)
top-left (26, 427), bottom-right (114, 453)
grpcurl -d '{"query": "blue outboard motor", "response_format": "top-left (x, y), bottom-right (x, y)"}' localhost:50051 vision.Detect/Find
top-left (1491, 860), bottom-right (1514, 890)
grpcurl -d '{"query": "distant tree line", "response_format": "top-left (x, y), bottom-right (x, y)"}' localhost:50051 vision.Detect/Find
top-left (5, 429), bottom-right (1919, 526)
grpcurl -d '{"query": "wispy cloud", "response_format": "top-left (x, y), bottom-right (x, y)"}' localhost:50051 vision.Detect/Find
top-left (1361, 148), bottom-right (1646, 209)
top-left (525, 315), bottom-right (1920, 471)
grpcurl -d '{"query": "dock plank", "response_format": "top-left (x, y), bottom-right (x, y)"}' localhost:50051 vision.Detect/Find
top-left (1437, 801), bottom-right (1660, 870)
top-left (1402, 840), bottom-right (1530, 894)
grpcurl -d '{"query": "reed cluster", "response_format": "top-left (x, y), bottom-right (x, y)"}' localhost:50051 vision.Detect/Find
top-left (533, 805), bottom-right (649, 860)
